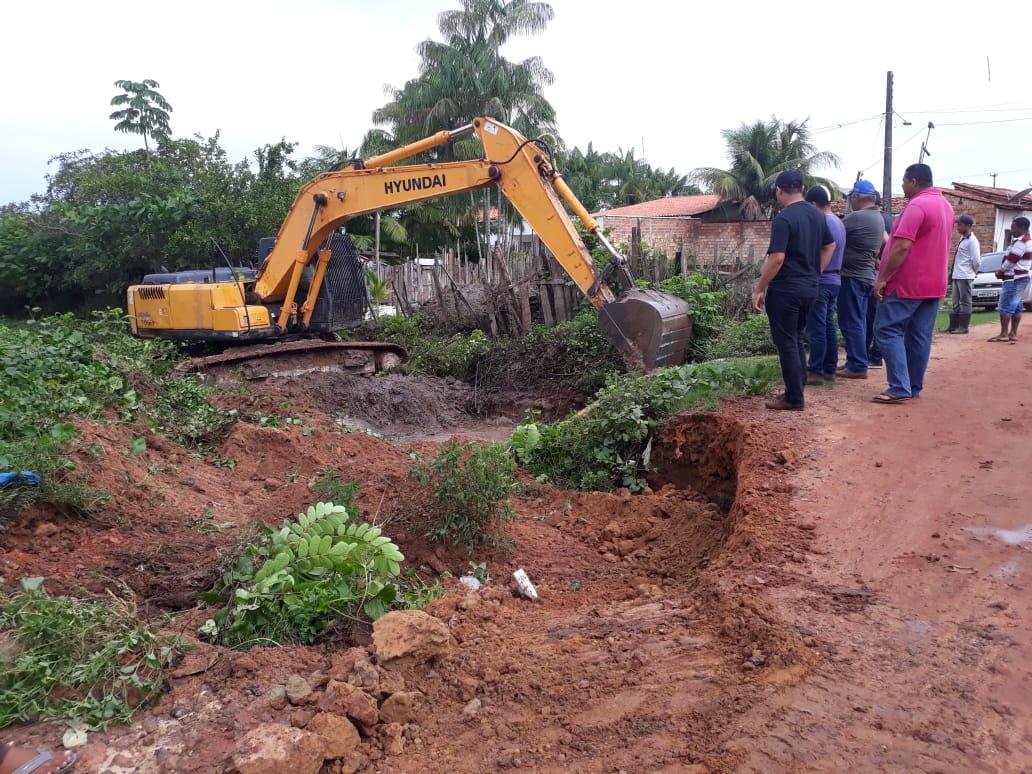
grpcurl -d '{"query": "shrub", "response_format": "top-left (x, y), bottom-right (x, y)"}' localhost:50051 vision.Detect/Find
top-left (703, 314), bottom-right (777, 360)
top-left (411, 442), bottom-right (518, 551)
top-left (0, 579), bottom-right (185, 729)
top-left (200, 502), bottom-right (405, 647)
top-left (655, 273), bottom-right (728, 359)
top-left (511, 357), bottom-right (780, 491)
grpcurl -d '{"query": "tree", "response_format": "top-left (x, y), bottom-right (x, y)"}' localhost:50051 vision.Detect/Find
top-left (109, 80), bottom-right (173, 152)
top-left (374, 0), bottom-right (557, 151)
top-left (691, 118), bottom-right (839, 218)
top-left (559, 144), bottom-right (699, 213)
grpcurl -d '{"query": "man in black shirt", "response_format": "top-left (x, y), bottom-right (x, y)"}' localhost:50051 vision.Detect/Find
top-left (752, 170), bottom-right (836, 410)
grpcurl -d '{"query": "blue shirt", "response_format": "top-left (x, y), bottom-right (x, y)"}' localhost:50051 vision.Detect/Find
top-left (821, 212), bottom-right (846, 286)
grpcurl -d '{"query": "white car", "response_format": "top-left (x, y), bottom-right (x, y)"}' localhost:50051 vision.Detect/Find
top-left (970, 252), bottom-right (1032, 311)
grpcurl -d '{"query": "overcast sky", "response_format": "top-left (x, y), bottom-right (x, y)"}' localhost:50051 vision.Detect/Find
top-left (3, 0), bottom-right (1030, 205)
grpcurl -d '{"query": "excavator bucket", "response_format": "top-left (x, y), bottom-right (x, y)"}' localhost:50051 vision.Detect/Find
top-left (598, 288), bottom-right (693, 371)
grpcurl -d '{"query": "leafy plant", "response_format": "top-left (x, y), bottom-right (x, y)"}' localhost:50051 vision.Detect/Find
top-left (0, 579), bottom-right (185, 729)
top-left (512, 357), bottom-right (779, 490)
top-left (200, 502), bottom-right (405, 647)
top-left (704, 314), bottom-right (777, 360)
top-left (467, 561), bottom-right (491, 584)
top-left (411, 442), bottom-right (518, 551)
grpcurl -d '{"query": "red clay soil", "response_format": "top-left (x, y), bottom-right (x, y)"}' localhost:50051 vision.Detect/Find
top-left (1, 325), bottom-right (1030, 772)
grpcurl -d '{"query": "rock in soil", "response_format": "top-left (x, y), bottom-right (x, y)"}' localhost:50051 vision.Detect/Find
top-left (233, 723), bottom-right (325, 774)
top-left (348, 658), bottom-right (380, 692)
top-left (462, 697), bottom-right (482, 718)
top-left (372, 610), bottom-right (451, 665)
top-left (379, 691), bottom-right (427, 725)
top-left (318, 680), bottom-right (379, 726)
top-left (379, 722), bottom-right (406, 755)
top-left (308, 712), bottom-right (361, 759)
top-left (285, 674), bottom-right (314, 705)
top-left (267, 685), bottom-right (288, 711)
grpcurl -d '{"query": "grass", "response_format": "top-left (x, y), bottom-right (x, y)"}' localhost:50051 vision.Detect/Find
top-left (935, 308), bottom-right (996, 331)
top-left (0, 580), bottom-right (185, 729)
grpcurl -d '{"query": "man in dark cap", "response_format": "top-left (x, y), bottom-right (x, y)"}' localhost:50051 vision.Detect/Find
top-left (804, 185), bottom-right (845, 382)
top-left (872, 163), bottom-right (954, 403)
top-left (948, 214), bottom-right (980, 334)
top-left (752, 170), bottom-right (836, 410)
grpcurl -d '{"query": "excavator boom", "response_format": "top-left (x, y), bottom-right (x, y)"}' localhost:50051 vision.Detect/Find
top-left (128, 117), bottom-right (691, 371)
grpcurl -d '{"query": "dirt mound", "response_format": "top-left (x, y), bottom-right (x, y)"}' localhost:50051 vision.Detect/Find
top-left (1, 386), bottom-right (817, 773)
top-left (242, 372), bottom-right (478, 438)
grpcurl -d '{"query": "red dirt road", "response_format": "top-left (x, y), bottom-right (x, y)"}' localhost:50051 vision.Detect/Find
top-left (734, 325), bottom-right (1032, 771)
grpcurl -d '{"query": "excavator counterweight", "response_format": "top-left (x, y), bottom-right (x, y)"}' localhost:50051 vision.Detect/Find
top-left (127, 117), bottom-right (693, 374)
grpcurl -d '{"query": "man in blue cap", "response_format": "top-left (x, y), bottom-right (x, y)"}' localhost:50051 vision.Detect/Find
top-left (837, 179), bottom-right (887, 379)
top-left (752, 170), bottom-right (836, 410)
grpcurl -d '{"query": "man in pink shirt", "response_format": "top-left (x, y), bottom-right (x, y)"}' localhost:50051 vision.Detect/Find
top-left (871, 163), bottom-right (954, 403)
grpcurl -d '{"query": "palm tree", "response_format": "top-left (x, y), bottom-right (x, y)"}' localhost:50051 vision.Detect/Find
top-left (691, 118), bottom-right (840, 218)
top-left (374, 0), bottom-right (557, 151)
top-left (109, 79), bottom-right (173, 152)
top-left (558, 144), bottom-right (698, 212)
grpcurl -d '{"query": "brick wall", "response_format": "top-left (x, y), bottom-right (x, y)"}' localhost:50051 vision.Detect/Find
top-left (943, 193), bottom-right (996, 258)
top-left (597, 216), bottom-right (771, 265)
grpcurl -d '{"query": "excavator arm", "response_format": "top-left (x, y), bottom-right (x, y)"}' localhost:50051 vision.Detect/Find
top-left (251, 117), bottom-right (691, 369)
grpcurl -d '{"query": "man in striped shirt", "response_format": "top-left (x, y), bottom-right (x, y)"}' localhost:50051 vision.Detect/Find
top-left (989, 216), bottom-right (1031, 343)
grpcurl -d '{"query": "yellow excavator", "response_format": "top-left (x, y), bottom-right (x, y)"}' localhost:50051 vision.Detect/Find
top-left (127, 117), bottom-right (691, 376)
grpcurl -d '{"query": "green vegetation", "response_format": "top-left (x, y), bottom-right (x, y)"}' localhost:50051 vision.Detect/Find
top-left (0, 311), bottom-right (224, 517)
top-left (703, 314), bottom-right (778, 360)
top-left (691, 117), bottom-right (840, 218)
top-left (109, 79), bottom-right (172, 152)
top-left (411, 441), bottom-right (519, 551)
top-left (510, 357), bottom-right (779, 491)
top-left (200, 502), bottom-right (406, 647)
top-left (935, 307), bottom-right (995, 331)
top-left (0, 579), bottom-right (185, 729)
top-left (312, 469), bottom-right (361, 513)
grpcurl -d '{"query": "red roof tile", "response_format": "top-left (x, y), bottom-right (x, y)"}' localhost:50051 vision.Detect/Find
top-left (595, 195), bottom-right (723, 218)
top-left (949, 182), bottom-right (1032, 208)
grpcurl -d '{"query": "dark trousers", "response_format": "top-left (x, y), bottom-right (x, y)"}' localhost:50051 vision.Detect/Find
top-left (766, 289), bottom-right (814, 406)
top-left (867, 292), bottom-right (882, 365)
top-left (838, 276), bottom-right (871, 372)
top-left (805, 283), bottom-right (840, 376)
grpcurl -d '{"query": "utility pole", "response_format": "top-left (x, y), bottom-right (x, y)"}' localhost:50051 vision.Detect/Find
top-left (882, 71), bottom-right (893, 217)
top-left (991, 172), bottom-right (998, 188)
top-left (918, 122), bottom-right (934, 164)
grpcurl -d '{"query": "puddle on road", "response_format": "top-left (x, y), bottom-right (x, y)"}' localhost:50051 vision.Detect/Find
top-left (964, 524), bottom-right (1032, 546)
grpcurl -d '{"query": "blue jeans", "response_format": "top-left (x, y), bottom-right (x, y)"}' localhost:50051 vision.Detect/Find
top-left (837, 277), bottom-right (871, 372)
top-left (765, 289), bottom-right (814, 406)
top-left (806, 283), bottom-right (840, 376)
top-left (874, 293), bottom-right (940, 398)
top-left (999, 277), bottom-right (1030, 316)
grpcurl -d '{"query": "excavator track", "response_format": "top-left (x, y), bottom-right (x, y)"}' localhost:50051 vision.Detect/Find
top-left (174, 340), bottom-right (407, 384)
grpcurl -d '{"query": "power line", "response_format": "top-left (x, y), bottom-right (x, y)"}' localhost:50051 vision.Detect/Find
top-left (812, 113), bottom-right (883, 133)
top-left (935, 116), bottom-right (1032, 127)
top-left (908, 106), bottom-right (1032, 115)
top-left (858, 126), bottom-right (925, 175)
top-left (902, 101), bottom-right (1027, 113)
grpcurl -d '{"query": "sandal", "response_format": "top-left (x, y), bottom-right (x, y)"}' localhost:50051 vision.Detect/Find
top-left (0, 742), bottom-right (77, 774)
top-left (987, 335), bottom-right (1009, 342)
top-left (871, 393), bottom-right (910, 404)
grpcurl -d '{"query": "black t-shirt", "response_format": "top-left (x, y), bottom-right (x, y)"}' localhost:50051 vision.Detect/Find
top-left (767, 200), bottom-right (833, 297)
